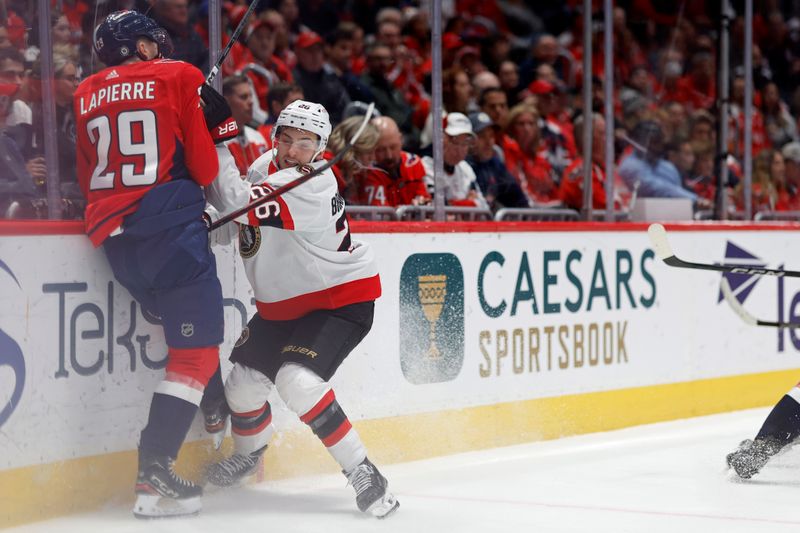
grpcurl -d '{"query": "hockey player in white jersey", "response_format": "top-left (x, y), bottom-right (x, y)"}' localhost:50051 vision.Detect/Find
top-left (204, 100), bottom-right (398, 519)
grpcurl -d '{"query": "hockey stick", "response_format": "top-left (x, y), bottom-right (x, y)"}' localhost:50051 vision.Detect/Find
top-left (720, 277), bottom-right (800, 328)
top-left (208, 102), bottom-right (376, 231)
top-left (647, 223), bottom-right (800, 278)
top-left (205, 0), bottom-right (262, 86)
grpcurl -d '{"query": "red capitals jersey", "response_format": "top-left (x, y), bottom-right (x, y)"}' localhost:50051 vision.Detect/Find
top-left (74, 59), bottom-right (218, 246)
top-left (356, 152), bottom-right (429, 206)
top-left (225, 125), bottom-right (269, 175)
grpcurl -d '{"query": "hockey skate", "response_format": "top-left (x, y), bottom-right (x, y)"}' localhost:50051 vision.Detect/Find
top-left (133, 453), bottom-right (202, 519)
top-left (726, 437), bottom-right (785, 479)
top-left (203, 400), bottom-right (230, 451)
top-left (206, 445), bottom-right (267, 487)
top-left (344, 458), bottom-right (399, 519)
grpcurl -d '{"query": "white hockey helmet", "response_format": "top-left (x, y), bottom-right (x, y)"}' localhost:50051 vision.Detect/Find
top-left (272, 100), bottom-right (332, 159)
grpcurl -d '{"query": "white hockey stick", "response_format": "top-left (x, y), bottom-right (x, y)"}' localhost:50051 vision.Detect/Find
top-left (647, 223), bottom-right (800, 278)
top-left (720, 277), bottom-right (800, 328)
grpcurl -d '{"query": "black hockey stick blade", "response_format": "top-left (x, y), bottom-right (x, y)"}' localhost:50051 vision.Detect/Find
top-left (647, 223), bottom-right (800, 278)
top-left (208, 102), bottom-right (375, 231)
top-left (720, 277), bottom-right (800, 328)
top-left (206, 0), bottom-right (262, 86)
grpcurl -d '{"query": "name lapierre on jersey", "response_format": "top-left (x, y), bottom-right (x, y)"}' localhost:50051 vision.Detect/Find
top-left (78, 80), bottom-right (156, 115)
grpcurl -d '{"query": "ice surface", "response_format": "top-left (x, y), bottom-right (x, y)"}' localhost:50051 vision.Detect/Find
top-left (7, 408), bottom-right (800, 532)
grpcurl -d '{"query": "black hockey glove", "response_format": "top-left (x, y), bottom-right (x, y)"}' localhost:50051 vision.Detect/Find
top-left (200, 84), bottom-right (239, 144)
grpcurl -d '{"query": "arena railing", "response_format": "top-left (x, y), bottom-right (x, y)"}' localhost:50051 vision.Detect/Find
top-left (494, 207), bottom-right (580, 222)
top-left (346, 206), bottom-right (399, 221)
top-left (754, 210), bottom-right (800, 221)
top-left (395, 205), bottom-right (494, 221)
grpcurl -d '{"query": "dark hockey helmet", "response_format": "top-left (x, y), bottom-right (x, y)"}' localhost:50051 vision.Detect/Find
top-left (93, 10), bottom-right (174, 67)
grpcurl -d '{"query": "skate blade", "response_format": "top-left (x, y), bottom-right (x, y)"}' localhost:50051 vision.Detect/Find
top-left (133, 493), bottom-right (202, 519)
top-left (367, 492), bottom-right (399, 519)
top-left (210, 417), bottom-right (230, 451)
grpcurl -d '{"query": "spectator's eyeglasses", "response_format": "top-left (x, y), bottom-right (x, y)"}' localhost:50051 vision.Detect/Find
top-left (275, 136), bottom-right (318, 152)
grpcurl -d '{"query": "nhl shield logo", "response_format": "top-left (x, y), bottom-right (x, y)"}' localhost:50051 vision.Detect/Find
top-left (181, 322), bottom-right (194, 337)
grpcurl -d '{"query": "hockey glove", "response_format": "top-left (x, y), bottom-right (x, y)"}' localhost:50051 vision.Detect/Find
top-left (200, 84), bottom-right (239, 144)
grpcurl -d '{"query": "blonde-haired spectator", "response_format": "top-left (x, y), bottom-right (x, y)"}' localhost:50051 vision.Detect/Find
top-left (326, 116), bottom-right (380, 203)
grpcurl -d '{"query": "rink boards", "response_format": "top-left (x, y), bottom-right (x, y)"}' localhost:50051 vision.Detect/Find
top-left (2, 221), bottom-right (800, 527)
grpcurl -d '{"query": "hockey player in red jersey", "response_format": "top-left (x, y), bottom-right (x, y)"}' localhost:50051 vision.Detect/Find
top-left (205, 100), bottom-right (399, 519)
top-left (74, 10), bottom-right (238, 518)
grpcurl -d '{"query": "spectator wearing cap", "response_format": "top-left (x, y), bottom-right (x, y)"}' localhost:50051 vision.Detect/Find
top-left (528, 79), bottom-right (576, 177)
top-left (355, 116), bottom-right (429, 207)
top-left (441, 32), bottom-right (463, 69)
top-left (504, 104), bottom-right (559, 205)
top-left (361, 42), bottom-right (418, 149)
top-left (466, 112), bottom-right (529, 210)
top-left (324, 26), bottom-right (374, 105)
top-left (292, 30), bottom-right (350, 125)
top-left (559, 113), bottom-right (631, 211)
top-left (240, 18), bottom-right (294, 108)
top-left (151, 0), bottom-right (208, 71)
top-left (222, 74), bottom-right (269, 176)
top-left (421, 112), bottom-right (488, 209)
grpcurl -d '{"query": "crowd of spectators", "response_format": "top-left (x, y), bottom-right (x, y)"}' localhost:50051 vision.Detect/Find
top-left (6, 0), bottom-right (800, 220)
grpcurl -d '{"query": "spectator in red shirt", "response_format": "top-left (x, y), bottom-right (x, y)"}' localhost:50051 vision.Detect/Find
top-left (676, 52), bottom-right (716, 111)
top-left (360, 115), bottom-right (430, 207)
top-left (504, 104), bottom-right (559, 205)
top-left (559, 113), bottom-right (629, 211)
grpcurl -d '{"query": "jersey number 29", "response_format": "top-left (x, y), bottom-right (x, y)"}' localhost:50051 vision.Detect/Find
top-left (86, 110), bottom-right (159, 190)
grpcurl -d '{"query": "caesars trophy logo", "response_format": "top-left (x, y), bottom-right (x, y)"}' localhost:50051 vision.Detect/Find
top-left (399, 253), bottom-right (464, 384)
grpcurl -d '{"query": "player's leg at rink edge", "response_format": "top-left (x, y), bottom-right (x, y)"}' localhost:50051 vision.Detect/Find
top-left (275, 363), bottom-right (399, 518)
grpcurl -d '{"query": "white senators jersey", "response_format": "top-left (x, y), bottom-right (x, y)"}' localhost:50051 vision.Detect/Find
top-left (207, 149), bottom-right (381, 320)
